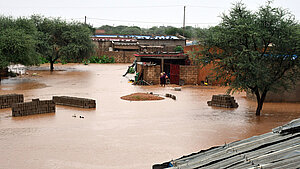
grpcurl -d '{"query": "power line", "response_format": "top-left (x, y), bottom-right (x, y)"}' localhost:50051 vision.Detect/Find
top-left (189, 5), bottom-right (224, 9)
top-left (1, 4), bottom-right (224, 9)
top-left (88, 17), bottom-right (218, 25)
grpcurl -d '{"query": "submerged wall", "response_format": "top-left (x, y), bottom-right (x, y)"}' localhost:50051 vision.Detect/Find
top-left (53, 96), bottom-right (96, 108)
top-left (247, 82), bottom-right (300, 102)
top-left (12, 99), bottom-right (55, 117)
top-left (0, 94), bottom-right (23, 109)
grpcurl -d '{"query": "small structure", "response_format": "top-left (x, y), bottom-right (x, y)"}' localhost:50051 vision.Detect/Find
top-left (53, 96), bottom-right (96, 108)
top-left (207, 94), bottom-right (238, 108)
top-left (12, 99), bottom-right (55, 117)
top-left (134, 53), bottom-right (198, 85)
top-left (0, 94), bottom-right (24, 109)
top-left (7, 64), bottom-right (26, 75)
top-left (153, 118), bottom-right (300, 169)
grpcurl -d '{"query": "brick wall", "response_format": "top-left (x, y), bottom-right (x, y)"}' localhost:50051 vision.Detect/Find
top-left (247, 82), bottom-right (300, 102)
top-left (97, 50), bottom-right (136, 63)
top-left (12, 99), bottom-right (55, 117)
top-left (0, 94), bottom-right (23, 109)
top-left (143, 65), bottom-right (161, 85)
top-left (53, 96), bottom-right (96, 108)
top-left (180, 65), bottom-right (198, 85)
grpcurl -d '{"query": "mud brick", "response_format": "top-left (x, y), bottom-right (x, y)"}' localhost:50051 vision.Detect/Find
top-left (208, 94), bottom-right (239, 108)
top-left (53, 96), bottom-right (96, 109)
top-left (0, 94), bottom-right (24, 109)
top-left (11, 99), bottom-right (55, 117)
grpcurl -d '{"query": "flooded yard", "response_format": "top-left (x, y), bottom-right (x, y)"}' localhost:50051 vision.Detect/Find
top-left (0, 63), bottom-right (300, 169)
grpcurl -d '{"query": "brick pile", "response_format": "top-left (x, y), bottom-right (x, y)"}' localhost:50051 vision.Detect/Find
top-left (180, 65), bottom-right (198, 85)
top-left (12, 99), bottom-right (55, 117)
top-left (53, 96), bottom-right (96, 108)
top-left (0, 94), bottom-right (23, 109)
top-left (207, 94), bottom-right (238, 108)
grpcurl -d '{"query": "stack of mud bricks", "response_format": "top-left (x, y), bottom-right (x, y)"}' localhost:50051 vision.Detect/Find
top-left (12, 99), bottom-right (55, 117)
top-left (180, 66), bottom-right (198, 84)
top-left (53, 96), bottom-right (96, 108)
top-left (207, 94), bottom-right (239, 108)
top-left (0, 94), bottom-right (24, 109)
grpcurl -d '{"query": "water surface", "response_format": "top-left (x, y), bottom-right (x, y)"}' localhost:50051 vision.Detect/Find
top-left (0, 63), bottom-right (299, 169)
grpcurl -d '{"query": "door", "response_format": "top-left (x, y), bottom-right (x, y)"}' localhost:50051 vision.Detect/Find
top-left (170, 64), bottom-right (180, 85)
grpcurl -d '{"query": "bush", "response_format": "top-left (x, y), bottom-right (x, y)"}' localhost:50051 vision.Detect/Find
top-left (128, 67), bottom-right (135, 74)
top-left (89, 55), bottom-right (115, 64)
top-left (175, 46), bottom-right (184, 52)
top-left (39, 56), bottom-right (49, 64)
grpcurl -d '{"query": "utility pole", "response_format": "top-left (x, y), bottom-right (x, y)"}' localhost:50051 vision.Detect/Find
top-left (84, 16), bottom-right (87, 25)
top-left (183, 6), bottom-right (186, 37)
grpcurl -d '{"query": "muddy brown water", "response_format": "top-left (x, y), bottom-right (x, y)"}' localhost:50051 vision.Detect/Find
top-left (0, 63), bottom-right (299, 169)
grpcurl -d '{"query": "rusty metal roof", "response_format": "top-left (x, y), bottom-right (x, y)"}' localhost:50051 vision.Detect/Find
top-left (153, 118), bottom-right (300, 169)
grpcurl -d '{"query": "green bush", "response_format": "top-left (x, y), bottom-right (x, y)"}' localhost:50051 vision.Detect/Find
top-left (39, 56), bottom-right (49, 64)
top-left (128, 67), bottom-right (135, 74)
top-left (89, 55), bottom-right (115, 64)
top-left (175, 46), bottom-right (184, 52)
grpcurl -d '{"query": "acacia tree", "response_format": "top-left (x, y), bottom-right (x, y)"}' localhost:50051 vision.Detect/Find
top-left (0, 16), bottom-right (39, 81)
top-left (32, 16), bottom-right (95, 71)
top-left (197, 2), bottom-right (300, 115)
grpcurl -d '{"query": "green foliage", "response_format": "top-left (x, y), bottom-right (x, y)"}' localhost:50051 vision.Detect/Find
top-left (39, 56), bottom-right (49, 64)
top-left (96, 25), bottom-right (207, 39)
top-left (120, 26), bottom-right (142, 35)
top-left (128, 67), bottom-right (135, 74)
top-left (175, 46), bottom-right (184, 52)
top-left (0, 16), bottom-right (39, 70)
top-left (197, 1), bottom-right (300, 115)
top-left (89, 55), bottom-right (115, 63)
top-left (31, 15), bottom-right (95, 71)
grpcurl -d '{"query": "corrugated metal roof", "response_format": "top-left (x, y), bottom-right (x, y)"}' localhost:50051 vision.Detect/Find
top-left (92, 35), bottom-right (180, 40)
top-left (153, 118), bottom-right (300, 169)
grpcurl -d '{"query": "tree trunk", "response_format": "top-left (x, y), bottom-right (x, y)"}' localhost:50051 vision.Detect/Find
top-left (50, 61), bottom-right (54, 71)
top-left (256, 100), bottom-right (263, 116)
top-left (254, 89), bottom-right (268, 116)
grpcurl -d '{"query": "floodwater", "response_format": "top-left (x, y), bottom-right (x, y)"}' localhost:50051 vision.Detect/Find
top-left (0, 63), bottom-right (300, 169)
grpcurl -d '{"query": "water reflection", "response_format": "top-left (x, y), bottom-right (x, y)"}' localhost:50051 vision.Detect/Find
top-left (0, 63), bottom-right (299, 169)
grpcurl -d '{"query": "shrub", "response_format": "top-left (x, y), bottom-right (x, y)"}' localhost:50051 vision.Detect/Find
top-left (89, 55), bottom-right (115, 64)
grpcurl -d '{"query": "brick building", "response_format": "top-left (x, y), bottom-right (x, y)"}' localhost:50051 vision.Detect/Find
top-left (91, 34), bottom-right (186, 63)
top-left (135, 53), bottom-right (198, 85)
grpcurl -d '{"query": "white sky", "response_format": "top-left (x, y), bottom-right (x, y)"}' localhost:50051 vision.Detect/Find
top-left (0, 0), bottom-right (299, 28)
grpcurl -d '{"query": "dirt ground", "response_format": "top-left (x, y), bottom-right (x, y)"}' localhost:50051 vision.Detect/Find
top-left (121, 93), bottom-right (164, 101)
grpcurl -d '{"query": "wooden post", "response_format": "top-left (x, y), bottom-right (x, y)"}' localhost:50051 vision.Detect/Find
top-left (161, 58), bottom-right (164, 72)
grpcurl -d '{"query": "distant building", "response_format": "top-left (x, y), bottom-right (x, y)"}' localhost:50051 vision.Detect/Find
top-left (91, 34), bottom-right (186, 63)
top-left (94, 29), bottom-right (106, 34)
top-left (91, 34), bottom-right (186, 53)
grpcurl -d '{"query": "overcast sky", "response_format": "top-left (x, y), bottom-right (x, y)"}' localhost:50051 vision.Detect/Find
top-left (0, 0), bottom-right (299, 28)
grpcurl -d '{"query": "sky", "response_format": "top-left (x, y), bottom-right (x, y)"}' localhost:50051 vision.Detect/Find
top-left (0, 0), bottom-right (299, 28)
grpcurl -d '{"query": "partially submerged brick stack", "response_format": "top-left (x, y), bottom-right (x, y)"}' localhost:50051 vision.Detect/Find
top-left (207, 94), bottom-right (238, 108)
top-left (53, 96), bottom-right (96, 108)
top-left (12, 99), bottom-right (55, 117)
top-left (0, 94), bottom-right (23, 109)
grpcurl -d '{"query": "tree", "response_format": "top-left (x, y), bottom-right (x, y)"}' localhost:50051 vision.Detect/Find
top-left (0, 16), bottom-right (39, 81)
top-left (120, 26), bottom-right (142, 35)
top-left (196, 1), bottom-right (300, 115)
top-left (32, 16), bottom-right (95, 71)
